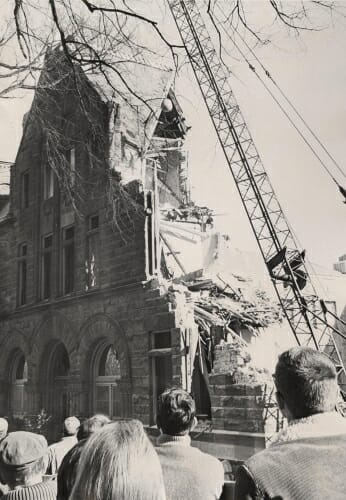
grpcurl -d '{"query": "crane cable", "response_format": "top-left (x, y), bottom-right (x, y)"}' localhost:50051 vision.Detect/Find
top-left (237, 31), bottom-right (346, 182)
top-left (206, 2), bottom-right (346, 201)
top-left (204, 1), bottom-right (345, 296)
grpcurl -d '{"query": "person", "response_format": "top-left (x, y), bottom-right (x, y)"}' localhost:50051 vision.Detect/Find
top-left (235, 346), bottom-right (346, 500)
top-left (46, 416), bottom-right (80, 475)
top-left (0, 419), bottom-right (9, 496)
top-left (0, 431), bottom-right (56, 500)
top-left (0, 419), bottom-right (8, 441)
top-left (69, 419), bottom-right (166, 500)
top-left (155, 387), bottom-right (224, 500)
top-left (57, 414), bottom-right (111, 500)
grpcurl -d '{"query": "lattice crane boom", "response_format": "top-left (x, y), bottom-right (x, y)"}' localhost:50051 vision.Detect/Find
top-left (167, 0), bottom-right (346, 389)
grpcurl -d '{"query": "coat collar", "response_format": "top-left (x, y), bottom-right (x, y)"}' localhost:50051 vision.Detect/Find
top-left (157, 433), bottom-right (191, 446)
top-left (271, 411), bottom-right (346, 446)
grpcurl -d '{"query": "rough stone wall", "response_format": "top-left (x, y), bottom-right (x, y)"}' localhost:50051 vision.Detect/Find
top-left (0, 55), bottom-right (148, 320)
top-left (210, 342), bottom-right (278, 435)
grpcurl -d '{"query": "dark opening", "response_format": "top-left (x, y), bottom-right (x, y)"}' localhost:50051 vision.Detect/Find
top-left (21, 172), bottom-right (29, 208)
top-left (42, 236), bottom-right (53, 300)
top-left (153, 331), bottom-right (171, 349)
top-left (63, 227), bottom-right (74, 294)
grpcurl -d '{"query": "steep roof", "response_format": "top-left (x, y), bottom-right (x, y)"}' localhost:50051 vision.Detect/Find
top-left (86, 62), bottom-right (175, 150)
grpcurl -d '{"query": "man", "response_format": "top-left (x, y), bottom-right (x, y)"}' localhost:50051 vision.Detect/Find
top-left (0, 431), bottom-right (56, 500)
top-left (235, 346), bottom-right (346, 500)
top-left (0, 419), bottom-right (9, 496)
top-left (46, 416), bottom-right (80, 475)
top-left (156, 388), bottom-right (224, 500)
top-left (57, 414), bottom-right (111, 500)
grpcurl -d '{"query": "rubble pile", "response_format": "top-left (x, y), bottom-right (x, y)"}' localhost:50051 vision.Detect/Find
top-left (161, 202), bottom-right (214, 227)
top-left (183, 273), bottom-right (282, 341)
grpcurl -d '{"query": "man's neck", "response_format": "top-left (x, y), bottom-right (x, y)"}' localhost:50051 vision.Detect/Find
top-left (12, 475), bottom-right (43, 490)
top-left (157, 433), bottom-right (191, 445)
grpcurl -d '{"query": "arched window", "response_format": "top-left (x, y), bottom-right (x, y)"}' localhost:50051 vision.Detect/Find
top-left (51, 343), bottom-right (70, 378)
top-left (42, 342), bottom-right (71, 421)
top-left (10, 351), bottom-right (28, 417)
top-left (94, 345), bottom-right (121, 418)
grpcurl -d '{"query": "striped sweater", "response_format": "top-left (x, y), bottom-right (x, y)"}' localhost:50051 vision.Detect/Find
top-left (0, 480), bottom-right (57, 500)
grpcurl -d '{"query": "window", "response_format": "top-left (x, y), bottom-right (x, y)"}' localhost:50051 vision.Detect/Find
top-left (10, 352), bottom-right (28, 417)
top-left (48, 343), bottom-right (70, 420)
top-left (18, 244), bottom-right (28, 306)
top-left (62, 227), bottom-right (75, 294)
top-left (86, 215), bottom-right (99, 290)
top-left (21, 171), bottom-right (29, 208)
top-left (43, 164), bottom-right (54, 200)
top-left (149, 331), bottom-right (173, 422)
top-left (41, 235), bottom-right (53, 300)
top-left (94, 345), bottom-right (121, 418)
top-left (69, 148), bottom-right (76, 186)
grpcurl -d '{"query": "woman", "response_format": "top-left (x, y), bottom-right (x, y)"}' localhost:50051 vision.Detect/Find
top-left (70, 419), bottom-right (166, 500)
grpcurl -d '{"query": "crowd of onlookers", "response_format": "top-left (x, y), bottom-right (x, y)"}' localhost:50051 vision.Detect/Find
top-left (0, 346), bottom-right (346, 499)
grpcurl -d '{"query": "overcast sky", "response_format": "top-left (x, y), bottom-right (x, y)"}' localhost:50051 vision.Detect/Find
top-left (0, 0), bottom-right (345, 270)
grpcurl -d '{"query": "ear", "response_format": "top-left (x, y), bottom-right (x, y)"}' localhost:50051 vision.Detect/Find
top-left (190, 416), bottom-right (197, 431)
top-left (275, 391), bottom-right (285, 412)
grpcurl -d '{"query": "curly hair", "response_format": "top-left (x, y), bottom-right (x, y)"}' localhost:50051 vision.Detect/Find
top-left (157, 388), bottom-right (196, 436)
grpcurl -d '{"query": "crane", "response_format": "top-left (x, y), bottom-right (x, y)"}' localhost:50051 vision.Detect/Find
top-left (166, 0), bottom-right (346, 393)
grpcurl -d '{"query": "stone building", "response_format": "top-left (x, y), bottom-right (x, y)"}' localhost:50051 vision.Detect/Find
top-left (0, 50), bottom-right (194, 437)
top-left (0, 49), bottom-right (280, 464)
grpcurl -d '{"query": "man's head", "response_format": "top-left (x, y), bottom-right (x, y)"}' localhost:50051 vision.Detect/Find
top-left (77, 414), bottom-right (111, 441)
top-left (157, 388), bottom-right (196, 436)
top-left (274, 346), bottom-right (339, 421)
top-left (0, 431), bottom-right (48, 488)
top-left (0, 419), bottom-right (8, 440)
top-left (63, 416), bottom-right (80, 437)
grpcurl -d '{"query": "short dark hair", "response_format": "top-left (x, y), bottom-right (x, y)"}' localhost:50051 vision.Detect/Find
top-left (157, 388), bottom-right (196, 436)
top-left (274, 346), bottom-right (338, 419)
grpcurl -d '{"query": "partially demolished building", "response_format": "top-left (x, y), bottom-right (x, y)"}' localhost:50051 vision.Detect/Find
top-left (0, 49), bottom-right (284, 459)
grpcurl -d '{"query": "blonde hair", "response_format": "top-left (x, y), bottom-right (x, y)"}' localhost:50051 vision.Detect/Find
top-left (70, 419), bottom-right (166, 500)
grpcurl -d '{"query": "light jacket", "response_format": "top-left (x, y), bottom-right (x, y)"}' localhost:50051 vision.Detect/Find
top-left (156, 433), bottom-right (224, 500)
